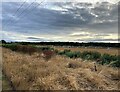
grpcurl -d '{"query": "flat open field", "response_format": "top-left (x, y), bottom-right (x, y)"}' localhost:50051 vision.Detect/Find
top-left (54, 46), bottom-right (119, 55)
top-left (2, 47), bottom-right (119, 90)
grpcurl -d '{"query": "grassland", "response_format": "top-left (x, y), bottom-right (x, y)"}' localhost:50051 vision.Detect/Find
top-left (2, 75), bottom-right (12, 90)
top-left (54, 46), bottom-right (119, 55)
top-left (2, 47), bottom-right (120, 90)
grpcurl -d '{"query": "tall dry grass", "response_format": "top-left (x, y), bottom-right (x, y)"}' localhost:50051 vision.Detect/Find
top-left (54, 47), bottom-right (119, 55)
top-left (2, 47), bottom-right (119, 90)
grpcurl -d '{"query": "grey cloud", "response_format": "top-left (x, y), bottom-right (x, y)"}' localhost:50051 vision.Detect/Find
top-left (75, 38), bottom-right (119, 42)
top-left (2, 1), bottom-right (118, 42)
top-left (27, 37), bottom-right (53, 42)
top-left (50, 2), bottom-right (118, 30)
top-left (3, 2), bottom-right (118, 29)
top-left (70, 33), bottom-right (110, 37)
top-left (27, 37), bottom-right (43, 40)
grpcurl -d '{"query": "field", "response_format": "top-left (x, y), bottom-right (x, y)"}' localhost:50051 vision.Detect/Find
top-left (1, 0), bottom-right (119, 91)
top-left (1, 45), bottom-right (120, 90)
top-left (54, 46), bottom-right (119, 55)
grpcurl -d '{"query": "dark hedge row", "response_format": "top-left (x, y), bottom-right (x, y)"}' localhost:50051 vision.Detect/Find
top-left (2, 44), bottom-right (37, 55)
top-left (2, 44), bottom-right (56, 54)
top-left (1, 40), bottom-right (120, 48)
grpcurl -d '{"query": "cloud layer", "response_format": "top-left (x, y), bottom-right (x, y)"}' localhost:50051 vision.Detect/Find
top-left (1, 1), bottom-right (119, 42)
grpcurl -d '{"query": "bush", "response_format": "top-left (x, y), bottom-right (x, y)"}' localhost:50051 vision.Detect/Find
top-left (54, 49), bottom-right (59, 54)
top-left (65, 52), bottom-right (75, 58)
top-left (80, 51), bottom-right (101, 60)
top-left (2, 44), bottom-right (18, 51)
top-left (81, 51), bottom-right (90, 60)
top-left (109, 60), bottom-right (120, 67)
top-left (37, 47), bottom-right (54, 51)
top-left (63, 49), bottom-right (71, 53)
top-left (1, 40), bottom-right (6, 44)
top-left (65, 51), bottom-right (81, 58)
top-left (17, 45), bottom-right (37, 55)
top-left (108, 55), bottom-right (120, 67)
top-left (101, 54), bottom-right (113, 65)
top-left (58, 51), bottom-right (65, 55)
top-left (58, 49), bottom-right (119, 68)
top-left (74, 51), bottom-right (81, 58)
top-left (91, 52), bottom-right (101, 60)
top-left (58, 49), bottom-right (71, 55)
top-left (42, 50), bottom-right (55, 61)
top-left (2, 44), bottom-right (37, 55)
top-left (58, 50), bottom-right (81, 58)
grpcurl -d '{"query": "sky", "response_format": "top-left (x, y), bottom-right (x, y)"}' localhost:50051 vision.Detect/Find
top-left (1, 0), bottom-right (119, 43)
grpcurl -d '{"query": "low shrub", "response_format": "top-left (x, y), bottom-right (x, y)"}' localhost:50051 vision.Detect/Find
top-left (80, 51), bottom-right (101, 60)
top-left (80, 51), bottom-right (91, 60)
top-left (42, 50), bottom-right (55, 61)
top-left (63, 49), bottom-right (71, 53)
top-left (2, 44), bottom-right (18, 51)
top-left (2, 44), bottom-right (37, 55)
top-left (65, 52), bottom-right (75, 58)
top-left (58, 51), bottom-right (65, 55)
top-left (17, 45), bottom-right (37, 55)
top-left (91, 52), bottom-right (101, 60)
top-left (54, 49), bottom-right (59, 54)
top-left (38, 47), bottom-right (54, 51)
top-left (58, 49), bottom-right (81, 58)
top-left (58, 49), bottom-right (71, 55)
top-left (101, 54), bottom-right (113, 65)
top-left (74, 51), bottom-right (81, 58)
top-left (109, 60), bottom-right (120, 67)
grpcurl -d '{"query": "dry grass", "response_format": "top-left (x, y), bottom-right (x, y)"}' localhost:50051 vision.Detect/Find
top-left (2, 47), bottom-right (119, 90)
top-left (54, 46), bottom-right (119, 55)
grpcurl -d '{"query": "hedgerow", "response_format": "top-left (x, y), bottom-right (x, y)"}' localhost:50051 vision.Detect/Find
top-left (58, 49), bottom-right (71, 55)
top-left (58, 49), bottom-right (81, 58)
top-left (2, 44), bottom-right (18, 51)
top-left (2, 44), bottom-right (37, 55)
top-left (57, 49), bottom-right (120, 67)
top-left (80, 51), bottom-right (101, 60)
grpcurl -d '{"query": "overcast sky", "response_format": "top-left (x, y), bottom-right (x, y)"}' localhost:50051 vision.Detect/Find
top-left (1, 0), bottom-right (119, 42)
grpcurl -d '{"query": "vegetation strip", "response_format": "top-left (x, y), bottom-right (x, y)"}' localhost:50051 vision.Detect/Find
top-left (2, 44), bottom-right (120, 67)
top-left (1, 40), bottom-right (119, 48)
top-left (2, 70), bottom-right (16, 91)
top-left (58, 49), bottom-right (120, 67)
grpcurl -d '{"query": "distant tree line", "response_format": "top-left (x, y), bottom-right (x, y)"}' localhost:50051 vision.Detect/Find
top-left (0, 40), bottom-right (120, 48)
top-left (0, 40), bottom-right (7, 44)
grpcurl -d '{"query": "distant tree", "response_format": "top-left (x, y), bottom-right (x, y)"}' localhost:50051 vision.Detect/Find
top-left (1, 40), bottom-right (6, 44)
